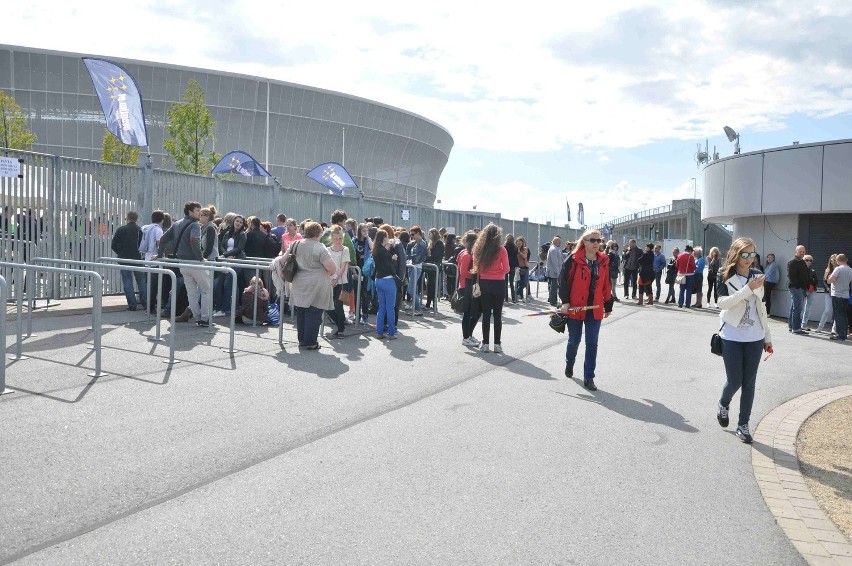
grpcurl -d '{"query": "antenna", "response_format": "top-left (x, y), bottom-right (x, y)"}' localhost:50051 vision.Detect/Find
top-left (695, 139), bottom-right (709, 168)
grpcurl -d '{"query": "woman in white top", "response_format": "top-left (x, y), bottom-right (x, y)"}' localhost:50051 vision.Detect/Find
top-left (325, 225), bottom-right (350, 339)
top-left (715, 237), bottom-right (774, 443)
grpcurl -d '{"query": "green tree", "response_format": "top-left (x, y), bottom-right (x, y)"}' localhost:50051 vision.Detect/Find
top-left (163, 79), bottom-right (221, 174)
top-left (101, 129), bottom-right (140, 165)
top-left (0, 89), bottom-right (37, 149)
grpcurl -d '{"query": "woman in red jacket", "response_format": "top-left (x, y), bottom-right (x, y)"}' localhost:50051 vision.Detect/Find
top-left (472, 224), bottom-right (510, 353)
top-left (558, 228), bottom-right (614, 391)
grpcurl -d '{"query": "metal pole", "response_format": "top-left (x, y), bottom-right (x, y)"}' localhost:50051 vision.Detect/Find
top-left (89, 273), bottom-right (105, 377)
top-left (0, 276), bottom-right (10, 394)
top-left (278, 291), bottom-right (285, 347)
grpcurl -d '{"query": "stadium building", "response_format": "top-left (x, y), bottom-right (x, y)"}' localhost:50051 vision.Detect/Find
top-left (0, 44), bottom-right (453, 207)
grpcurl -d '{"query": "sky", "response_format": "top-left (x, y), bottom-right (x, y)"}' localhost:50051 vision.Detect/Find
top-left (7, 0), bottom-right (852, 228)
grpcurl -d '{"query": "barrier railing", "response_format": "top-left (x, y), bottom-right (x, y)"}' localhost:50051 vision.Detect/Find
top-left (0, 261), bottom-right (106, 377)
top-left (32, 258), bottom-right (178, 365)
top-left (0, 275), bottom-right (8, 395)
top-left (441, 261), bottom-right (460, 299)
top-left (99, 258), bottom-right (239, 354)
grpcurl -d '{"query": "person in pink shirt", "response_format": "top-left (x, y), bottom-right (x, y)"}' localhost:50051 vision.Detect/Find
top-left (280, 218), bottom-right (303, 254)
top-left (472, 224), bottom-right (511, 353)
top-left (456, 231), bottom-right (481, 348)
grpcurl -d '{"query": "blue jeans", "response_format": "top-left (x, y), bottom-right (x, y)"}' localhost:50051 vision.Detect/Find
top-left (120, 269), bottom-right (147, 309)
top-left (294, 305), bottom-right (323, 347)
top-left (516, 268), bottom-right (530, 299)
top-left (407, 264), bottom-right (423, 311)
top-left (565, 310), bottom-right (602, 380)
top-left (720, 338), bottom-right (764, 426)
top-left (788, 287), bottom-right (804, 331)
top-left (376, 277), bottom-right (397, 336)
top-left (678, 275), bottom-right (694, 307)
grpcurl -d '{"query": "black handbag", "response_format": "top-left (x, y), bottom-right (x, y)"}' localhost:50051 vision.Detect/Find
top-left (281, 241), bottom-right (300, 283)
top-left (710, 323), bottom-right (724, 356)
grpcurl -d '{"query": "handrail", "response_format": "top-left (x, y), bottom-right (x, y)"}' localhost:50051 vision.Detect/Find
top-left (99, 257), bottom-right (239, 354)
top-left (0, 275), bottom-right (8, 395)
top-left (198, 257), bottom-right (274, 330)
top-left (33, 258), bottom-right (178, 365)
top-left (0, 261), bottom-right (105, 377)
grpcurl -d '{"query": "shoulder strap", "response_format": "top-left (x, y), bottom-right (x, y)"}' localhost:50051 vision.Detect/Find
top-left (175, 219), bottom-right (194, 245)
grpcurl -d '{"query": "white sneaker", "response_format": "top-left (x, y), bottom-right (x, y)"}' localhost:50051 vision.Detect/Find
top-left (468, 336), bottom-right (481, 347)
top-left (462, 337), bottom-right (477, 347)
top-left (212, 310), bottom-right (226, 317)
top-left (493, 344), bottom-right (503, 354)
top-left (479, 342), bottom-right (490, 353)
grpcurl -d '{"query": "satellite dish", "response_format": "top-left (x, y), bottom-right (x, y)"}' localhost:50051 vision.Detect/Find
top-left (723, 126), bottom-right (741, 154)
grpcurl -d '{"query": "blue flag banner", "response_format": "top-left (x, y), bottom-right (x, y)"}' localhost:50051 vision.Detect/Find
top-left (82, 58), bottom-right (148, 147)
top-left (566, 200), bottom-right (571, 223)
top-left (211, 150), bottom-right (272, 177)
top-left (578, 202), bottom-right (585, 225)
top-left (306, 162), bottom-right (358, 195)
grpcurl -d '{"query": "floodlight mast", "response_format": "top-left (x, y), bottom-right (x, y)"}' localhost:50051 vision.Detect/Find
top-left (723, 126), bottom-right (740, 155)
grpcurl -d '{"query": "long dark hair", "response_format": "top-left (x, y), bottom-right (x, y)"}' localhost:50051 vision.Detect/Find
top-left (226, 215), bottom-right (246, 237)
top-left (372, 230), bottom-right (387, 258)
top-left (471, 224), bottom-right (502, 274)
top-left (444, 234), bottom-right (457, 260)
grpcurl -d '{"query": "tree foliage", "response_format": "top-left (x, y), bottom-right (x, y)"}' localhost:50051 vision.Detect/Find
top-left (101, 129), bottom-right (140, 165)
top-left (163, 80), bottom-right (221, 174)
top-left (0, 89), bottom-right (37, 150)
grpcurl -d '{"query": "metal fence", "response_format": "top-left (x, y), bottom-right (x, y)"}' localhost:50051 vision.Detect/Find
top-left (1, 147), bottom-right (580, 300)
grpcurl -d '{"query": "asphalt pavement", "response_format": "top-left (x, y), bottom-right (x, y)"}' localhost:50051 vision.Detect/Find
top-left (1, 292), bottom-right (849, 565)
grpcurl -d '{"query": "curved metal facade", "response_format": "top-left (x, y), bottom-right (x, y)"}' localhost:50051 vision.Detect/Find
top-left (0, 44), bottom-right (453, 207)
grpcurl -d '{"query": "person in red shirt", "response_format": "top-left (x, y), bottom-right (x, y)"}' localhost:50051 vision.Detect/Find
top-left (558, 228), bottom-right (614, 391)
top-left (471, 224), bottom-right (510, 353)
top-left (456, 231), bottom-right (481, 347)
top-left (676, 245), bottom-right (697, 308)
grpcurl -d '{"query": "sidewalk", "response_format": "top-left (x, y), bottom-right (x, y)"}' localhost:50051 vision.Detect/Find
top-left (1, 299), bottom-right (849, 564)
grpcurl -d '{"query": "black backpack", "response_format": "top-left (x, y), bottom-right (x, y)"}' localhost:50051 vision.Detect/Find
top-left (539, 243), bottom-right (551, 262)
top-left (263, 233), bottom-right (281, 258)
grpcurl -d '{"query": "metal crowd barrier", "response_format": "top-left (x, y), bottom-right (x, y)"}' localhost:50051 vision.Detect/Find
top-left (99, 258), bottom-right (239, 354)
top-left (32, 258), bottom-right (178, 365)
top-left (0, 261), bottom-right (106, 377)
top-left (1, 275), bottom-right (8, 395)
top-left (441, 261), bottom-right (460, 297)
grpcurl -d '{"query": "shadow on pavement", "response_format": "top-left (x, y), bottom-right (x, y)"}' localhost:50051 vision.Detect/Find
top-left (465, 351), bottom-right (557, 381)
top-left (274, 349), bottom-right (349, 379)
top-left (554, 384), bottom-right (699, 432)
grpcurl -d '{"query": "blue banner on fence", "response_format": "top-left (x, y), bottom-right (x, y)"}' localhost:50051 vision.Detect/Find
top-left (82, 58), bottom-right (148, 147)
top-left (578, 202), bottom-right (585, 226)
top-left (211, 151), bottom-right (273, 177)
top-left (306, 162), bottom-right (358, 195)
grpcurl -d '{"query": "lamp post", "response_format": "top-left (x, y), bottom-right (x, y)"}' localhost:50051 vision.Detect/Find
top-left (691, 177), bottom-right (696, 201)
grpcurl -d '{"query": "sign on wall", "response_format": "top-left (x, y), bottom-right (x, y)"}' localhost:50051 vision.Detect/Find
top-left (0, 157), bottom-right (23, 178)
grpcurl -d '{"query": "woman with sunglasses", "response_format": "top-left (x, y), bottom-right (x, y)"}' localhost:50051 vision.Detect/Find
top-left (715, 237), bottom-right (774, 443)
top-left (559, 229), bottom-right (614, 391)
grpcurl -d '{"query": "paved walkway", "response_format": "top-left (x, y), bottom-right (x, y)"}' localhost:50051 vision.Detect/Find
top-left (1, 296), bottom-right (850, 564)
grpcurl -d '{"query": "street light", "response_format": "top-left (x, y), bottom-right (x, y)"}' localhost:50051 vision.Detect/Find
top-left (691, 177), bottom-right (697, 201)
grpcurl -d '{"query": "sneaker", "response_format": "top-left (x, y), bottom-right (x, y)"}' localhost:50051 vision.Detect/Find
top-left (479, 342), bottom-right (490, 353)
top-left (792, 329), bottom-right (806, 335)
top-left (493, 344), bottom-right (503, 354)
top-left (414, 311), bottom-right (423, 317)
top-left (717, 403), bottom-right (729, 428)
top-left (462, 337), bottom-right (477, 347)
top-left (468, 336), bottom-right (481, 347)
top-left (388, 334), bottom-right (398, 340)
top-left (736, 424), bottom-right (753, 443)
top-left (583, 379), bottom-right (598, 391)
top-left (377, 334), bottom-right (386, 339)
top-left (347, 313), bottom-right (356, 323)
top-left (360, 315), bottom-right (369, 324)
top-left (212, 310), bottom-right (226, 317)
top-left (829, 335), bottom-right (847, 341)
top-left (195, 319), bottom-right (210, 327)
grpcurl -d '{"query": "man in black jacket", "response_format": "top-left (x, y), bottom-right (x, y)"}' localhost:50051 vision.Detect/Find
top-left (111, 211), bottom-right (146, 311)
top-left (787, 245), bottom-right (809, 334)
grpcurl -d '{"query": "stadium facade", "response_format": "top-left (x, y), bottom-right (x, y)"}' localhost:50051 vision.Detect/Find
top-left (0, 44), bottom-right (453, 207)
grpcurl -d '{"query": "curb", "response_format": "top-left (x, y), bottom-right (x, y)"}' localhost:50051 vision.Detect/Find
top-left (752, 385), bottom-right (852, 565)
